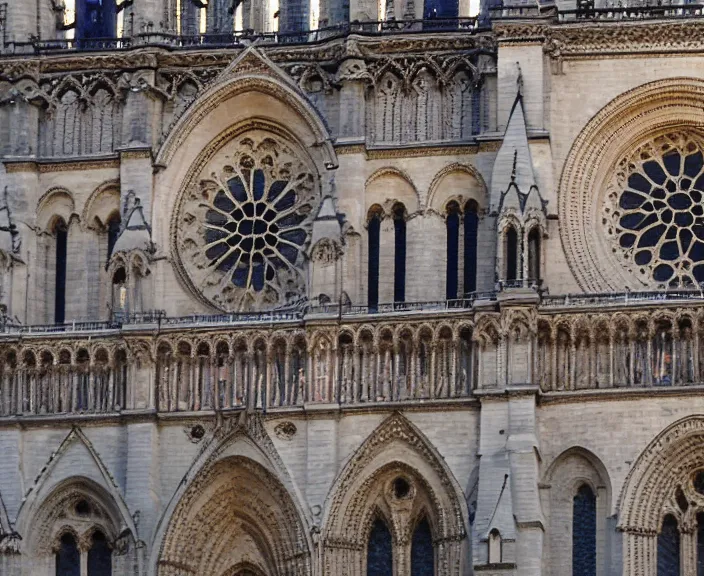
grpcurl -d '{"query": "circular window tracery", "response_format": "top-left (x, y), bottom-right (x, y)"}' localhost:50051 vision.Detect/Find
top-left (175, 129), bottom-right (319, 312)
top-left (604, 132), bottom-right (704, 287)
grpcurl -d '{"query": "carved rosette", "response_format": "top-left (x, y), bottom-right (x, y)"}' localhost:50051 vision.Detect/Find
top-left (603, 132), bottom-right (704, 288)
top-left (175, 129), bottom-right (320, 311)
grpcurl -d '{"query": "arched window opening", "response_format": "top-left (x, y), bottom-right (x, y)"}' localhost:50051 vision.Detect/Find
top-left (56, 533), bottom-right (80, 576)
top-left (393, 203), bottom-right (407, 304)
top-left (657, 514), bottom-right (681, 576)
top-left (54, 219), bottom-right (68, 324)
top-left (488, 529), bottom-right (501, 564)
top-left (107, 215), bottom-right (121, 264)
top-left (76, 0), bottom-right (118, 40)
top-left (367, 517), bottom-right (393, 576)
top-left (368, 208), bottom-right (382, 312)
top-left (527, 227), bottom-right (541, 284)
top-left (87, 530), bottom-right (112, 576)
top-left (423, 0), bottom-right (459, 19)
top-left (505, 225), bottom-right (519, 283)
top-left (446, 202), bottom-right (460, 300)
top-left (572, 484), bottom-right (596, 576)
top-left (411, 517), bottom-right (434, 576)
top-left (464, 200), bottom-right (478, 294)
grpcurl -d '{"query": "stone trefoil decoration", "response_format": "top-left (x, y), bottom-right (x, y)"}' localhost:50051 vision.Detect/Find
top-left (604, 132), bottom-right (704, 287)
top-left (177, 130), bottom-right (319, 311)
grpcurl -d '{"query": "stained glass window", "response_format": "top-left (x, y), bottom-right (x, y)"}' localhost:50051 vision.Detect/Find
top-left (411, 518), bottom-right (434, 576)
top-left (572, 484), bottom-right (596, 576)
top-left (606, 133), bottom-right (704, 287)
top-left (657, 514), bottom-right (681, 576)
top-left (393, 204), bottom-right (406, 304)
top-left (367, 517), bottom-right (393, 576)
top-left (56, 533), bottom-right (80, 576)
top-left (87, 531), bottom-right (112, 576)
top-left (55, 219), bottom-right (68, 325)
top-left (446, 202), bottom-right (460, 300)
top-left (506, 226), bottom-right (518, 282)
top-left (368, 211), bottom-right (381, 312)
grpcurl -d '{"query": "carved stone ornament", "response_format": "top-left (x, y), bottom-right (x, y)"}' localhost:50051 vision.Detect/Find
top-left (603, 132), bottom-right (704, 287)
top-left (175, 128), bottom-right (320, 311)
top-left (310, 239), bottom-right (342, 266)
top-left (274, 421), bottom-right (298, 440)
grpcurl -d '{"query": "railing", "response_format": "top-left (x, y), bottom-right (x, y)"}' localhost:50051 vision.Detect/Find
top-left (558, 1), bottom-right (704, 21)
top-left (1, 17), bottom-right (481, 55)
top-left (540, 289), bottom-right (704, 308)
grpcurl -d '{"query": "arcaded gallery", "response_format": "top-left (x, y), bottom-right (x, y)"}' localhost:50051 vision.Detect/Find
top-left (1, 0), bottom-right (704, 575)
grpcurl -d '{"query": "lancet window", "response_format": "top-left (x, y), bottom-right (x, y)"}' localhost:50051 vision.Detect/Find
top-left (367, 517), bottom-right (393, 576)
top-left (446, 201), bottom-right (460, 299)
top-left (54, 218), bottom-right (68, 324)
top-left (367, 207), bottom-right (382, 311)
top-left (393, 203), bottom-right (407, 304)
top-left (411, 518), bottom-right (434, 576)
top-left (464, 200), bottom-right (479, 293)
top-left (573, 485), bottom-right (597, 576)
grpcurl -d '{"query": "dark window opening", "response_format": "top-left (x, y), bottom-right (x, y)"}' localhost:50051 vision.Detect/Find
top-left (367, 517), bottom-right (393, 576)
top-left (393, 477), bottom-right (411, 499)
top-left (572, 484), bottom-right (596, 576)
top-left (658, 514), bottom-right (680, 576)
top-left (446, 202), bottom-right (460, 300)
top-left (464, 201), bottom-right (478, 294)
top-left (87, 531), bottom-right (112, 576)
top-left (393, 204), bottom-right (406, 304)
top-left (368, 210), bottom-right (381, 312)
top-left (55, 220), bottom-right (68, 325)
top-left (411, 518), bottom-right (434, 576)
top-left (506, 226), bottom-right (519, 282)
top-left (76, 0), bottom-right (118, 40)
top-left (56, 533), bottom-right (80, 576)
top-left (527, 227), bottom-right (541, 283)
top-left (107, 216), bottom-right (121, 264)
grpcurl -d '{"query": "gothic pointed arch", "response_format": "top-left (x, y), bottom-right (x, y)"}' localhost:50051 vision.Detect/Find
top-left (322, 412), bottom-right (468, 576)
top-left (617, 415), bottom-right (704, 576)
top-left (15, 427), bottom-right (138, 544)
top-left (152, 414), bottom-right (312, 576)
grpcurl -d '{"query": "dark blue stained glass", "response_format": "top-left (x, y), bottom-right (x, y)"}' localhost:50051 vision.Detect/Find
top-left (368, 214), bottom-right (381, 311)
top-left (411, 518), bottom-right (434, 576)
top-left (56, 533), bottom-right (80, 576)
top-left (572, 484), bottom-right (596, 576)
top-left (76, 0), bottom-right (117, 40)
top-left (464, 201), bottom-right (478, 294)
top-left (446, 208), bottom-right (460, 300)
top-left (87, 531), bottom-right (112, 576)
top-left (658, 515), bottom-right (681, 576)
top-left (55, 220), bottom-right (68, 325)
top-left (107, 217), bottom-right (120, 262)
top-left (367, 518), bottom-right (393, 576)
top-left (506, 226), bottom-right (518, 282)
top-left (394, 206), bottom-right (406, 304)
top-left (423, 0), bottom-right (459, 20)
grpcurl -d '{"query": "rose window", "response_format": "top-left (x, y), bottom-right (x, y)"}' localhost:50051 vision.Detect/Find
top-left (604, 133), bottom-right (704, 287)
top-left (175, 130), bottom-right (319, 311)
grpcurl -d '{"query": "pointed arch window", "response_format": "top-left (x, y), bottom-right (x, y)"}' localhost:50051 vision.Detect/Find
top-left (76, 0), bottom-right (117, 40)
top-left (367, 517), bottom-right (393, 576)
top-left (411, 517), bottom-right (434, 576)
top-left (87, 530), bottom-right (112, 576)
top-left (657, 514), bottom-right (680, 576)
top-left (464, 200), bottom-right (478, 294)
top-left (107, 214), bottom-right (121, 264)
top-left (527, 227), bottom-right (541, 284)
top-left (367, 207), bottom-right (382, 312)
top-left (393, 203), bottom-right (407, 304)
top-left (505, 225), bottom-right (519, 283)
top-left (573, 484), bottom-right (596, 576)
top-left (446, 201), bottom-right (460, 300)
top-left (54, 219), bottom-right (68, 324)
top-left (56, 533), bottom-right (80, 576)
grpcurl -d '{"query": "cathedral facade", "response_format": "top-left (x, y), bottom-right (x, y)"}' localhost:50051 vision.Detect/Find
top-left (1, 1), bottom-right (704, 575)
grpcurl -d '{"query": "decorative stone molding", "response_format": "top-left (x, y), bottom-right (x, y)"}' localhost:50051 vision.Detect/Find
top-left (558, 77), bottom-right (704, 292)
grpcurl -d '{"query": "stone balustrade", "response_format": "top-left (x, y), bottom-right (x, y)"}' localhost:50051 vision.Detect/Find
top-left (4, 292), bottom-right (704, 418)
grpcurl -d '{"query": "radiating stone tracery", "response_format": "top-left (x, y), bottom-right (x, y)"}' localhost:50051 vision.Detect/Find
top-left (605, 132), bottom-right (704, 287)
top-left (176, 130), bottom-right (319, 312)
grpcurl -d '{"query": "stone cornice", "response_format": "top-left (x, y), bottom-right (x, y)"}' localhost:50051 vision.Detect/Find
top-left (544, 19), bottom-right (704, 60)
top-left (0, 33), bottom-right (497, 80)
